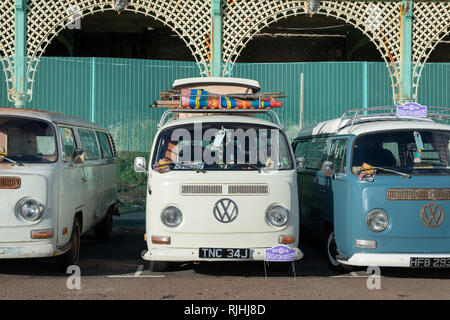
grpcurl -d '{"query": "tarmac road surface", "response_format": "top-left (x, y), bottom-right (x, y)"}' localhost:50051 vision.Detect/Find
top-left (0, 218), bottom-right (450, 301)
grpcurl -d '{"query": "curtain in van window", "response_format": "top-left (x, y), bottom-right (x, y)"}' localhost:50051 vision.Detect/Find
top-left (0, 128), bottom-right (7, 154)
top-left (79, 130), bottom-right (100, 160)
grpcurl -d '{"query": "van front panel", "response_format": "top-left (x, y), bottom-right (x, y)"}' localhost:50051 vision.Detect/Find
top-left (147, 170), bottom-right (297, 249)
top-left (0, 166), bottom-right (57, 244)
top-left (345, 176), bottom-right (450, 255)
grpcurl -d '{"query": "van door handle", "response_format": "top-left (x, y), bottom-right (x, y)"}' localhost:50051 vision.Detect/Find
top-left (319, 188), bottom-right (326, 193)
top-left (81, 178), bottom-right (87, 183)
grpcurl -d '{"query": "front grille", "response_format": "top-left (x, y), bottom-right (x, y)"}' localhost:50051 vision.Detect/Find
top-left (181, 184), bottom-right (223, 195)
top-left (228, 184), bottom-right (269, 195)
top-left (0, 177), bottom-right (21, 189)
top-left (386, 188), bottom-right (450, 201)
top-left (180, 184), bottom-right (270, 196)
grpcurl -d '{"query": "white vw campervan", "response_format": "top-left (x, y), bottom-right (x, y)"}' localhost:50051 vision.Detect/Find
top-left (135, 78), bottom-right (303, 272)
top-left (0, 108), bottom-right (118, 271)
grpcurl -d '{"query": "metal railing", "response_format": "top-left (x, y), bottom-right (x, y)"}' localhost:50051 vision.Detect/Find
top-left (336, 106), bottom-right (450, 133)
top-left (157, 108), bottom-right (284, 129)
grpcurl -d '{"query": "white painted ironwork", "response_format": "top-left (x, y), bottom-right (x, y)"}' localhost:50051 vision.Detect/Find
top-left (0, 1), bottom-right (448, 104)
top-left (221, 1), bottom-right (401, 101)
top-left (412, 2), bottom-right (450, 101)
top-left (24, 0), bottom-right (211, 102)
top-left (0, 0), bottom-right (16, 102)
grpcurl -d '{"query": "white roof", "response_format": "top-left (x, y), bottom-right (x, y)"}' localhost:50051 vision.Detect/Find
top-left (297, 116), bottom-right (450, 138)
top-left (160, 115), bottom-right (281, 131)
top-left (173, 77), bottom-right (261, 92)
top-left (0, 107), bottom-right (107, 131)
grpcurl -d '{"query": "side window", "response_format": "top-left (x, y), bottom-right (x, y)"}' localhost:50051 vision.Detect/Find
top-left (97, 131), bottom-right (113, 159)
top-left (294, 140), bottom-right (310, 158)
top-left (79, 130), bottom-right (100, 160)
top-left (108, 133), bottom-right (117, 157)
top-left (329, 139), bottom-right (348, 173)
top-left (305, 140), bottom-right (327, 170)
top-left (59, 127), bottom-right (76, 162)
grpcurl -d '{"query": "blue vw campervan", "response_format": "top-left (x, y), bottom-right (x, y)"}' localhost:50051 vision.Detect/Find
top-left (293, 105), bottom-right (450, 270)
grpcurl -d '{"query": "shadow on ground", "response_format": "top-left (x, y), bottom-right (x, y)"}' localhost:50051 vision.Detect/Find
top-left (0, 223), bottom-right (146, 278)
top-left (1, 217), bottom-right (450, 279)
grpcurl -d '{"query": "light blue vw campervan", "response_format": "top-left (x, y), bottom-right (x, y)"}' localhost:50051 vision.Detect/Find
top-left (293, 105), bottom-right (450, 271)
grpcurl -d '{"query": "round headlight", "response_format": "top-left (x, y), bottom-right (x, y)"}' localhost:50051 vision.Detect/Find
top-left (15, 198), bottom-right (45, 221)
top-left (266, 205), bottom-right (289, 227)
top-left (366, 209), bottom-right (389, 232)
top-left (161, 206), bottom-right (183, 227)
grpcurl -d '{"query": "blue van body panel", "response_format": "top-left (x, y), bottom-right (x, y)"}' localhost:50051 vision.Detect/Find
top-left (336, 175), bottom-right (450, 258)
top-left (294, 129), bottom-right (450, 267)
top-left (331, 174), bottom-right (352, 257)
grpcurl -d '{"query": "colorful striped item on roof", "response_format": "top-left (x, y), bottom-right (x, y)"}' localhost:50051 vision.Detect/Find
top-left (180, 89), bottom-right (282, 109)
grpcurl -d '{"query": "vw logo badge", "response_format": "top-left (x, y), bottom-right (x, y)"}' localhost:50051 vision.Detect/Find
top-left (420, 203), bottom-right (445, 228)
top-left (213, 198), bottom-right (238, 223)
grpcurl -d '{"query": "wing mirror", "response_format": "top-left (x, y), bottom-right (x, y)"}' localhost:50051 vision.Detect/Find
top-left (134, 157), bottom-right (147, 174)
top-left (72, 148), bottom-right (84, 164)
top-left (321, 161), bottom-right (336, 177)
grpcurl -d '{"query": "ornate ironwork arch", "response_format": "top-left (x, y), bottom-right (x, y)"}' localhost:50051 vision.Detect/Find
top-left (24, 0), bottom-right (212, 102)
top-left (412, 2), bottom-right (450, 100)
top-left (0, 1), bottom-right (450, 105)
top-left (0, 0), bottom-right (16, 102)
top-left (221, 0), bottom-right (402, 100)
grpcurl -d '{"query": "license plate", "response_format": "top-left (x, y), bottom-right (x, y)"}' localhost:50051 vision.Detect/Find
top-left (199, 248), bottom-right (250, 259)
top-left (410, 257), bottom-right (450, 268)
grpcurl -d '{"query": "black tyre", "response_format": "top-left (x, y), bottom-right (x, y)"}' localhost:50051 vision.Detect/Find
top-left (94, 209), bottom-right (113, 243)
top-left (149, 261), bottom-right (170, 272)
top-left (56, 217), bottom-right (81, 272)
top-left (325, 230), bottom-right (353, 273)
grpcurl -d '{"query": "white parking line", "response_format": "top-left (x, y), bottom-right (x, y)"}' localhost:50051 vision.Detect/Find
top-left (107, 275), bottom-right (166, 278)
top-left (331, 272), bottom-right (384, 278)
top-left (107, 264), bottom-right (166, 278)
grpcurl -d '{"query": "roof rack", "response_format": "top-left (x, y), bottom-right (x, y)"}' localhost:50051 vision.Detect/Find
top-left (336, 105), bottom-right (450, 133)
top-left (157, 108), bottom-right (283, 129)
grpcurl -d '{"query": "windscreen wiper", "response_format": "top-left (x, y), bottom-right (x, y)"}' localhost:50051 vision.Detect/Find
top-left (0, 154), bottom-right (24, 166)
top-left (232, 163), bottom-right (262, 173)
top-left (247, 164), bottom-right (262, 173)
top-left (358, 166), bottom-right (410, 178)
top-left (152, 161), bottom-right (175, 168)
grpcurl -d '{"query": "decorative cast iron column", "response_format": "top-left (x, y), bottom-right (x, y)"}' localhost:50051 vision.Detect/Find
top-left (14, 0), bottom-right (27, 107)
top-left (399, 0), bottom-right (413, 104)
top-left (211, 0), bottom-right (223, 77)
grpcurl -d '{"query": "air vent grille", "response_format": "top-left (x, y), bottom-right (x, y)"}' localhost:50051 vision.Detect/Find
top-left (181, 185), bottom-right (223, 195)
top-left (386, 188), bottom-right (450, 200)
top-left (228, 184), bottom-right (269, 195)
top-left (180, 184), bottom-right (269, 196)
